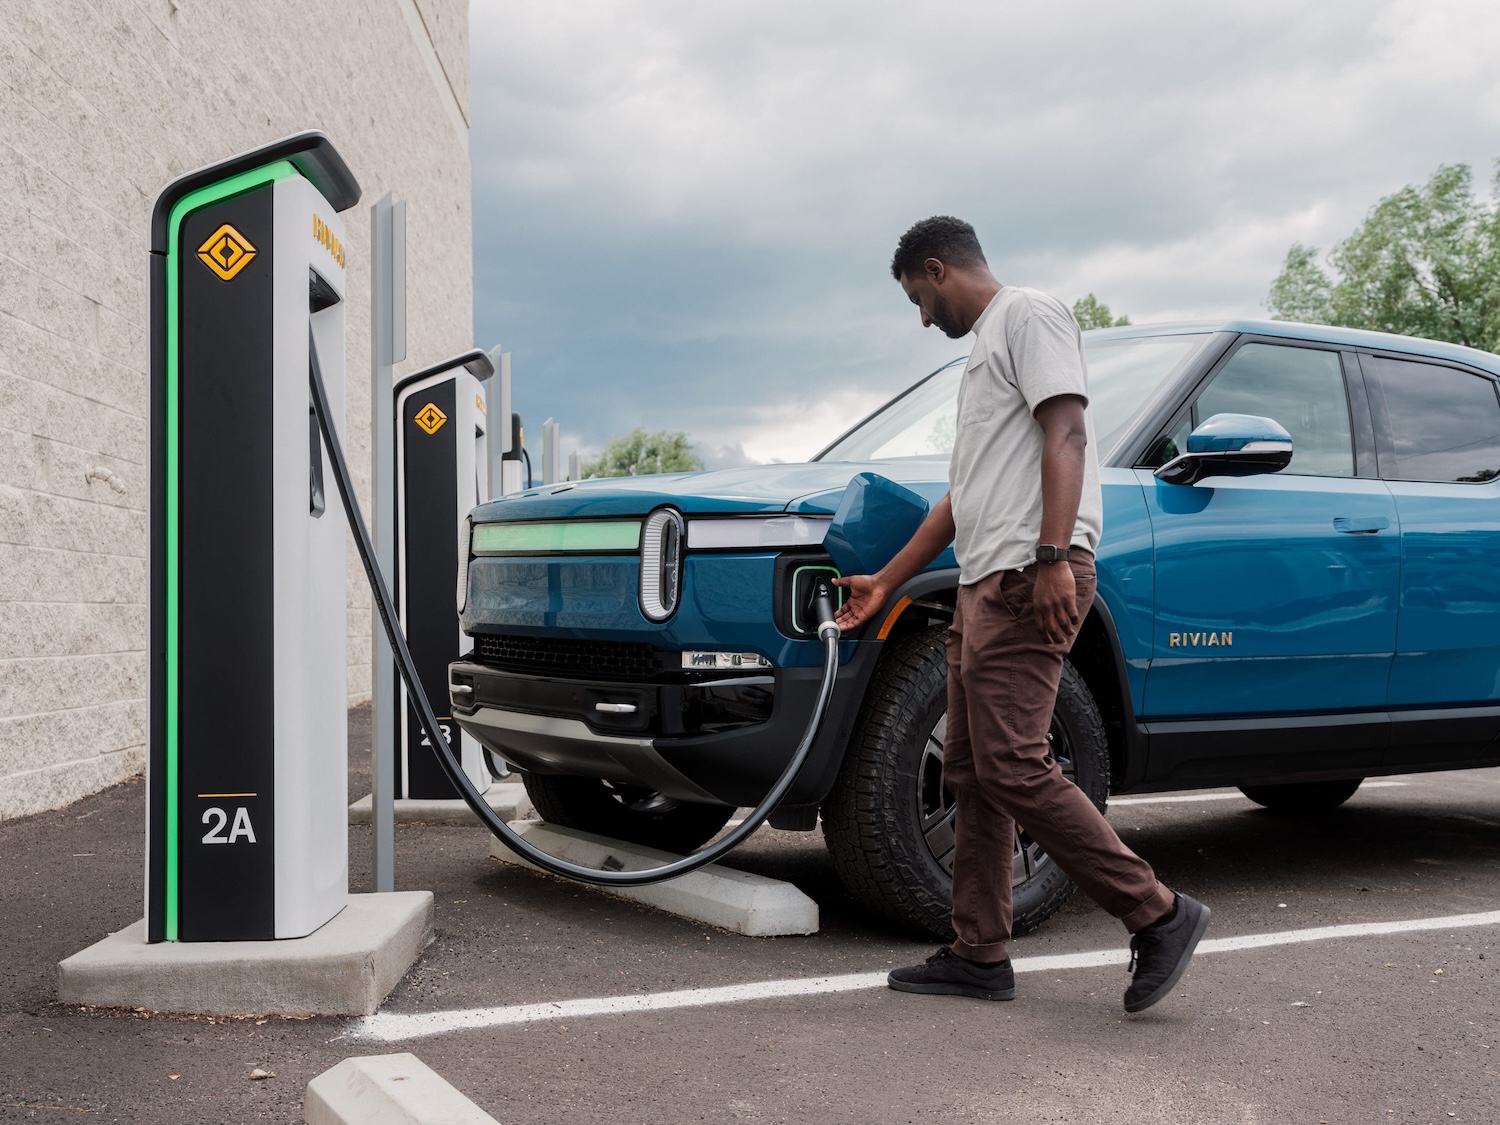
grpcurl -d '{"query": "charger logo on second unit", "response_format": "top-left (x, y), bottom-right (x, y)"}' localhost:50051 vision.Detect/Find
top-left (196, 224), bottom-right (256, 281)
top-left (414, 402), bottom-right (448, 435)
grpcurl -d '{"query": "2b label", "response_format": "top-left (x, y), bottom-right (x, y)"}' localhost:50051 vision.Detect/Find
top-left (201, 806), bottom-right (257, 844)
top-left (418, 721), bottom-right (453, 749)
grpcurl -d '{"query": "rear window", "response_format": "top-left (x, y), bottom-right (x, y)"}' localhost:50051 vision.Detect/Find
top-left (1365, 356), bottom-right (1500, 484)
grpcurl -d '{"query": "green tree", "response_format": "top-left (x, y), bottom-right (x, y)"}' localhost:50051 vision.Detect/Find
top-left (1266, 242), bottom-right (1333, 324)
top-left (1267, 161), bottom-right (1500, 352)
top-left (1072, 293), bottom-right (1131, 329)
top-left (581, 428), bottom-right (705, 478)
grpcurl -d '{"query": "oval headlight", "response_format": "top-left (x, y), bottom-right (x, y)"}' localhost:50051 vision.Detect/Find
top-left (456, 515), bottom-right (472, 615)
top-left (640, 508), bottom-right (685, 622)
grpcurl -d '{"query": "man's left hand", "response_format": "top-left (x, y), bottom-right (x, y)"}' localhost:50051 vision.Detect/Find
top-left (1033, 561), bottom-right (1078, 645)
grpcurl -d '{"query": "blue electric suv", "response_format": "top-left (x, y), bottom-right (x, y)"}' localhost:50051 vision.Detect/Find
top-left (449, 320), bottom-right (1500, 937)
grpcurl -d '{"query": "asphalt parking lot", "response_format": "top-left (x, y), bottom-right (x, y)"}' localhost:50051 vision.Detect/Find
top-left (3, 706), bottom-right (1498, 1123)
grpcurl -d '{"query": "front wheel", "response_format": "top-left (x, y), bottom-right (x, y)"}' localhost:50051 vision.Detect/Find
top-left (1239, 778), bottom-right (1363, 813)
top-left (521, 774), bottom-right (734, 854)
top-left (822, 625), bottom-right (1111, 940)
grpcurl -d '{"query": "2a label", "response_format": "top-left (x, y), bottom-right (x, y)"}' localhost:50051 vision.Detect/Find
top-left (202, 806), bottom-right (257, 844)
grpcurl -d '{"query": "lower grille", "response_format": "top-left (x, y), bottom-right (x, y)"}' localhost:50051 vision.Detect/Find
top-left (470, 633), bottom-right (661, 681)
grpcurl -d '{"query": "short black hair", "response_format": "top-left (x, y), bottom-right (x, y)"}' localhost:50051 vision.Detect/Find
top-left (891, 216), bottom-right (987, 281)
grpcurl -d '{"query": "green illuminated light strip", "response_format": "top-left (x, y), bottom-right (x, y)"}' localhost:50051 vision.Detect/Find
top-left (162, 160), bottom-right (295, 941)
top-left (471, 520), bottom-right (642, 555)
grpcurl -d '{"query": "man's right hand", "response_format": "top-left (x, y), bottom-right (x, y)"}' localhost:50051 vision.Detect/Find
top-left (832, 574), bottom-right (890, 633)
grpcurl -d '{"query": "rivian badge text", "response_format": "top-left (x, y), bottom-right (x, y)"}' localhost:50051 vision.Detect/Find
top-left (1168, 631), bottom-right (1233, 647)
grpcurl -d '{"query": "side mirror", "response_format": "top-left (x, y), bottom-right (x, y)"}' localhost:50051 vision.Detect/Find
top-left (1155, 413), bottom-right (1293, 486)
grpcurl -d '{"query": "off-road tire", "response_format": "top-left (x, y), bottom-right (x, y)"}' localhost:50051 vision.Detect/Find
top-left (521, 774), bottom-right (734, 854)
top-left (822, 624), bottom-right (1111, 940)
top-left (1239, 778), bottom-right (1363, 813)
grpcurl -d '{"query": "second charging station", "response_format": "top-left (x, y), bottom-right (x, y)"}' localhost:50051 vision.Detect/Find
top-left (393, 351), bottom-right (499, 800)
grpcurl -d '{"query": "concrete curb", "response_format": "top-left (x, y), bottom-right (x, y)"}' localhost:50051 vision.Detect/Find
top-left (57, 892), bottom-right (434, 1016)
top-left (305, 1053), bottom-right (498, 1124)
top-left (349, 782), bottom-right (534, 825)
top-left (490, 820), bottom-right (819, 936)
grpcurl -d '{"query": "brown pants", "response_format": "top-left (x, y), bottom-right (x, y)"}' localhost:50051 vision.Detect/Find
top-left (946, 553), bottom-right (1174, 962)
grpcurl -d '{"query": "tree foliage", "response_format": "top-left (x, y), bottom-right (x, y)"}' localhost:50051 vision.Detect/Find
top-left (1266, 243), bottom-right (1334, 324)
top-left (581, 428), bottom-right (705, 478)
top-left (1267, 162), bottom-right (1500, 352)
top-left (1072, 293), bottom-right (1131, 330)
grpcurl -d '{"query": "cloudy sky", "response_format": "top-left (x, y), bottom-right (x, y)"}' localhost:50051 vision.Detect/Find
top-left (469, 0), bottom-right (1500, 468)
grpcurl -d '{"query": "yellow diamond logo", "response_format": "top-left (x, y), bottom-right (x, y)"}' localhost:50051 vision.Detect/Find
top-left (196, 224), bottom-right (256, 281)
top-left (414, 403), bottom-right (448, 435)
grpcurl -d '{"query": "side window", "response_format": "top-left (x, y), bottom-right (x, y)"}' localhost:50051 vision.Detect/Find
top-left (1146, 416), bottom-right (1191, 468)
top-left (1364, 356), bottom-right (1500, 484)
top-left (1193, 343), bottom-right (1354, 477)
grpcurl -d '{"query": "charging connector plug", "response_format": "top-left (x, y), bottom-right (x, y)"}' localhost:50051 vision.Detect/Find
top-left (808, 579), bottom-right (840, 641)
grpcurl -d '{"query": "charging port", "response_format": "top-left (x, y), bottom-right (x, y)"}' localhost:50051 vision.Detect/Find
top-left (791, 564), bottom-right (843, 635)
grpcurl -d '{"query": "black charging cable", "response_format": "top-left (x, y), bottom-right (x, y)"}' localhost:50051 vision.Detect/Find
top-left (310, 333), bottom-right (841, 887)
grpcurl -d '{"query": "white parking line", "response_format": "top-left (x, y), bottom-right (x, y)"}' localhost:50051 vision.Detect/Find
top-left (354, 907), bottom-right (1500, 1042)
top-left (726, 786), bottom-right (1416, 840)
top-left (1109, 780), bottom-right (1407, 807)
top-left (725, 780), bottom-right (1413, 824)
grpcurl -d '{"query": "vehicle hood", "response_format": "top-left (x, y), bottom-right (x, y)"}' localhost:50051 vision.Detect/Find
top-left (470, 460), bottom-right (953, 521)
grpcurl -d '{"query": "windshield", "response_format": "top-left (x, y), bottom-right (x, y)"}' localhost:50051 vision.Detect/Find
top-left (815, 332), bottom-right (1212, 462)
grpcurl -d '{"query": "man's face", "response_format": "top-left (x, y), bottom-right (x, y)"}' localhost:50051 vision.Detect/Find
top-left (899, 264), bottom-right (968, 339)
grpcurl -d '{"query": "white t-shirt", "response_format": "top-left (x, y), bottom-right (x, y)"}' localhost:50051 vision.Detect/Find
top-left (948, 286), bottom-right (1103, 584)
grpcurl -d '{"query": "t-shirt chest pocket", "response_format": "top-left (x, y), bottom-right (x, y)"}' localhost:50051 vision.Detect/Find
top-left (957, 357), bottom-right (1001, 428)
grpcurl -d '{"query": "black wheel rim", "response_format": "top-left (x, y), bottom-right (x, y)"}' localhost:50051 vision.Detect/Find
top-left (916, 711), bottom-right (1077, 888)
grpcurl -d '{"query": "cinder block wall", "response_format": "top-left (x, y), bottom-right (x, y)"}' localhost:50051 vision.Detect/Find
top-left (0, 0), bottom-right (474, 820)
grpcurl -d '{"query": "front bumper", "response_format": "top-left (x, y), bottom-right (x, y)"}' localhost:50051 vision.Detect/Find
top-left (448, 659), bottom-right (870, 807)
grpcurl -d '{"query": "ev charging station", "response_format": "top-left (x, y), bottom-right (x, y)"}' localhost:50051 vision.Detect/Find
top-left (60, 120), bottom-right (832, 1031)
top-left (145, 134), bottom-right (360, 943)
top-left (392, 350), bottom-right (497, 799)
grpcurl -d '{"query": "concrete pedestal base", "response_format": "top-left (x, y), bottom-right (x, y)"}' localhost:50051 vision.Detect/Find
top-left (57, 891), bottom-right (434, 1016)
top-left (491, 821), bottom-right (819, 936)
top-left (348, 782), bottom-right (533, 826)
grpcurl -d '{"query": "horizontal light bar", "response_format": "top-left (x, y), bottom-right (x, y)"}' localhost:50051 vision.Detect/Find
top-left (471, 520), bottom-right (642, 555)
top-left (686, 516), bottom-right (830, 551)
top-left (681, 651), bottom-right (773, 671)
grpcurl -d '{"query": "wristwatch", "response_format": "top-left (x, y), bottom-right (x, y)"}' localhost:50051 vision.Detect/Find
top-left (1035, 544), bottom-right (1068, 564)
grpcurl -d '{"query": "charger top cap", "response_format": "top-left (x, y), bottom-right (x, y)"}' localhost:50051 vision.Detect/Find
top-left (150, 130), bottom-right (361, 253)
top-left (393, 348), bottom-right (497, 394)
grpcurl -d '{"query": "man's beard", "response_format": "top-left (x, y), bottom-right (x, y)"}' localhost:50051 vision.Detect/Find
top-left (930, 292), bottom-right (967, 338)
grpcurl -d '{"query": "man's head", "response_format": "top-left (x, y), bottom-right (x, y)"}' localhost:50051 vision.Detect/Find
top-left (890, 216), bottom-right (999, 338)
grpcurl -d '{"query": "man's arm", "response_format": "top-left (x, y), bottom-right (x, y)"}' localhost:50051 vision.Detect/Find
top-left (1032, 393), bottom-right (1088, 644)
top-left (832, 493), bottom-right (955, 632)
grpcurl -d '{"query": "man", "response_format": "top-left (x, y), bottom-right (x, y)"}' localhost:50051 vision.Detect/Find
top-left (832, 216), bottom-right (1209, 1013)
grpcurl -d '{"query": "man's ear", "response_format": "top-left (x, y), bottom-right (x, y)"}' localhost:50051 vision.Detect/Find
top-left (923, 257), bottom-right (946, 286)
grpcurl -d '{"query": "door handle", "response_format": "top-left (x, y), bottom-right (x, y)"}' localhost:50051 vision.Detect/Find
top-left (595, 702), bottom-right (637, 714)
top-left (1333, 516), bottom-right (1390, 534)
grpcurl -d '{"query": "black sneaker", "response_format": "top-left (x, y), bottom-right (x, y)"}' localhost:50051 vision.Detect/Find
top-left (1124, 893), bottom-right (1211, 1013)
top-left (888, 947), bottom-right (1016, 1001)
